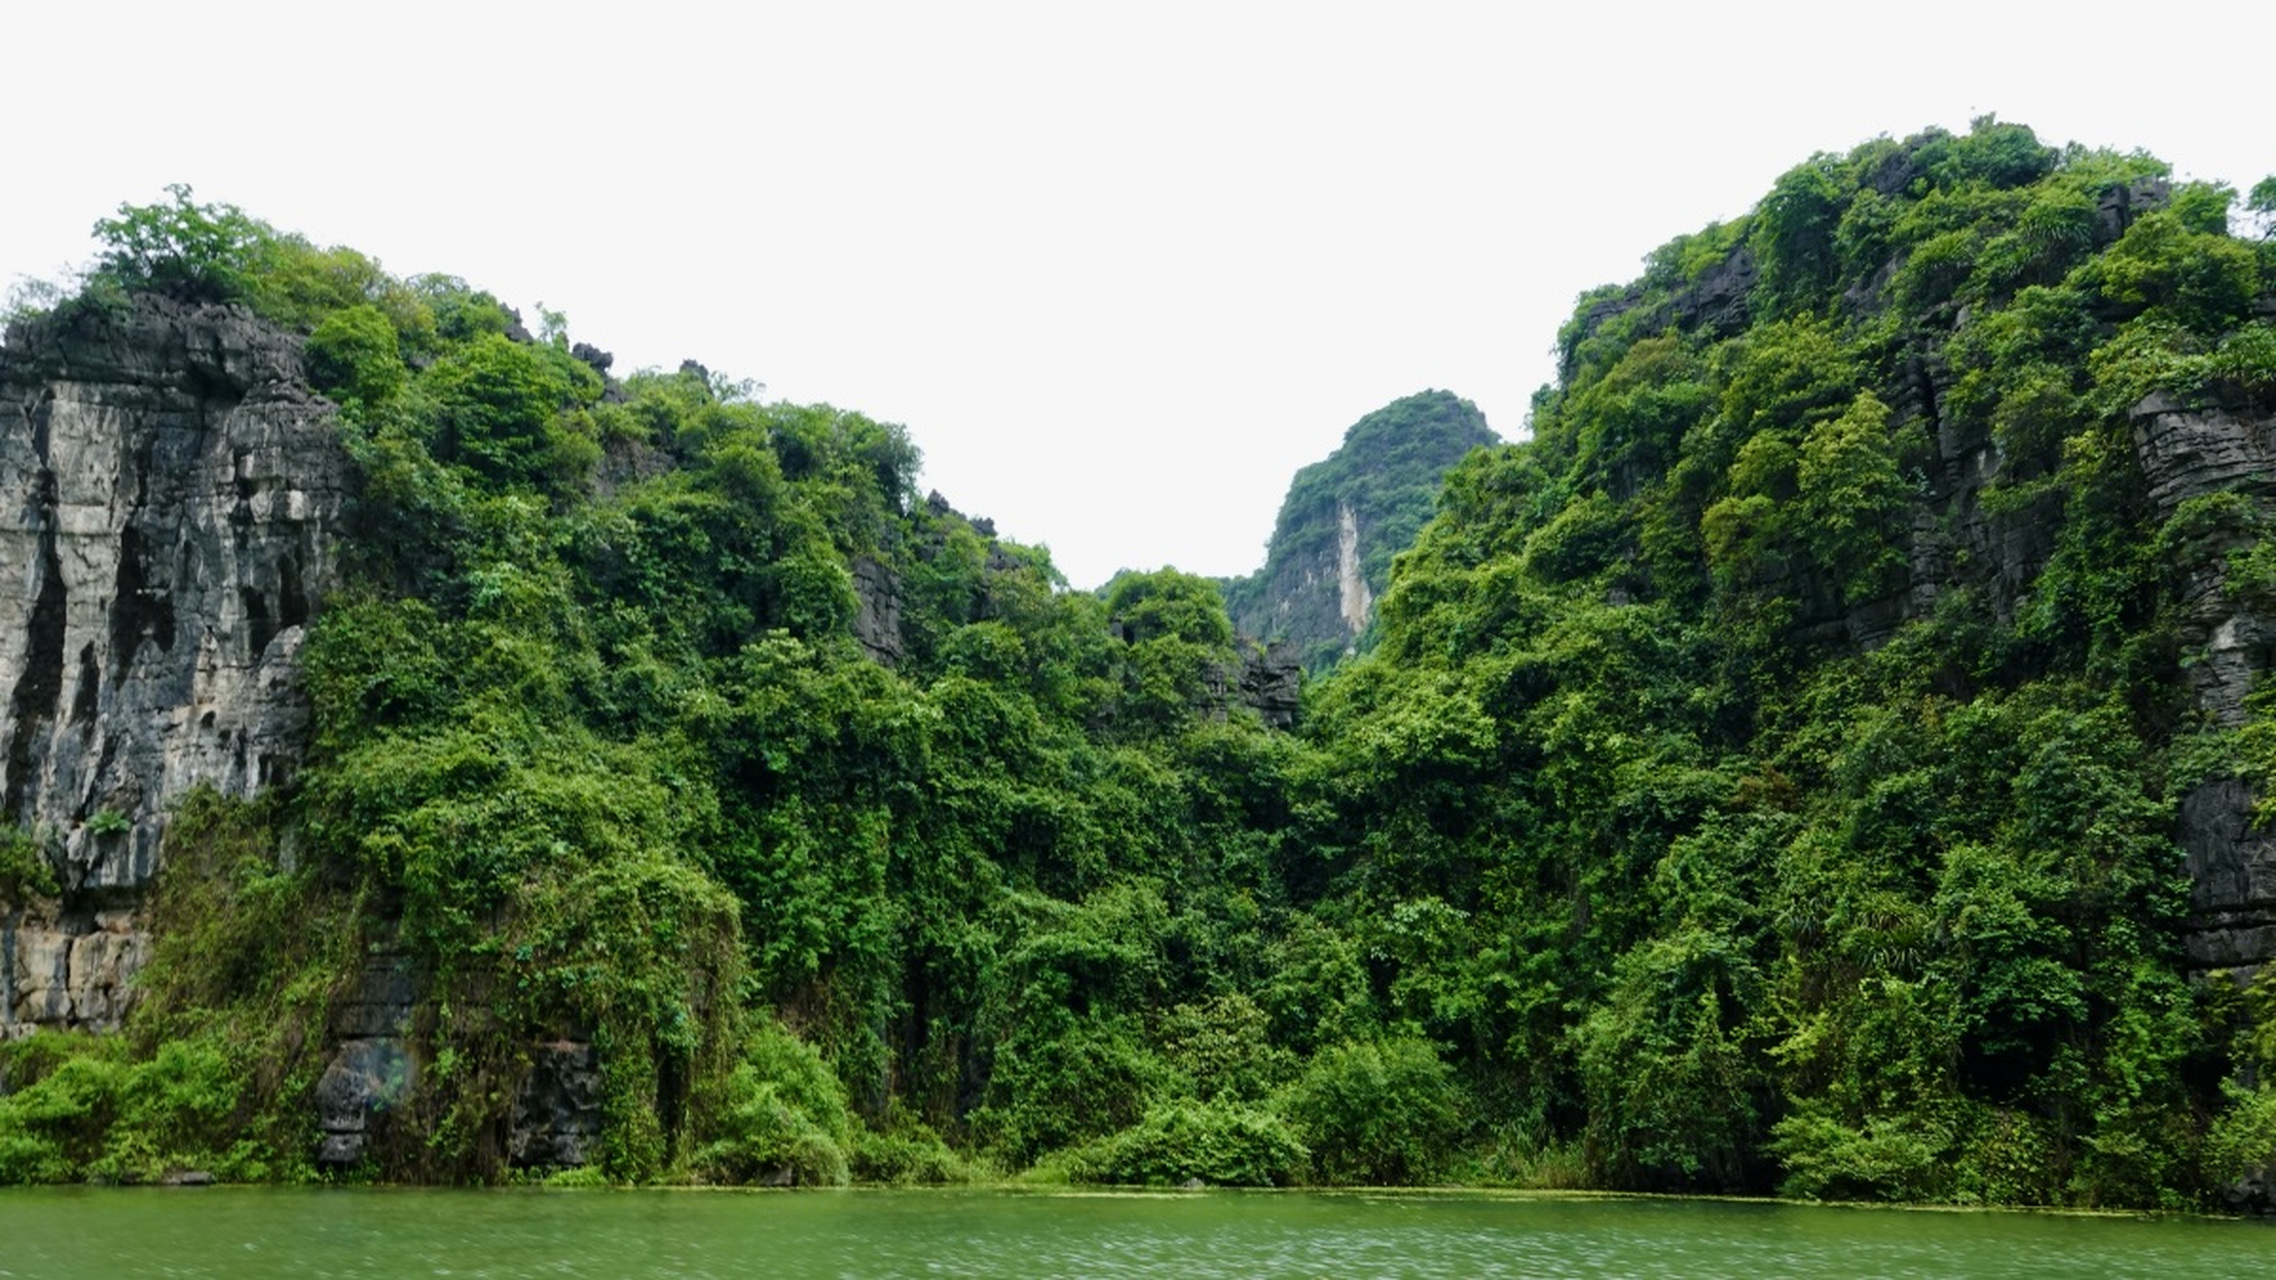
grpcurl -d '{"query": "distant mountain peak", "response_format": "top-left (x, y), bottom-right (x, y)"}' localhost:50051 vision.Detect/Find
top-left (1222, 390), bottom-right (1498, 671)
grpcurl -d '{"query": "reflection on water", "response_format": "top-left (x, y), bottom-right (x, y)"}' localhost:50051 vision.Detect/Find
top-left (0, 1186), bottom-right (2266, 1279)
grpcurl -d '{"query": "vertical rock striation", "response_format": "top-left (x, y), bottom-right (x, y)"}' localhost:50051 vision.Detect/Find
top-left (0, 296), bottom-right (350, 1035)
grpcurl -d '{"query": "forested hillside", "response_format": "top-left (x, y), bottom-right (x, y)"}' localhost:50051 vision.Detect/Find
top-left (4, 123), bottom-right (2276, 1209)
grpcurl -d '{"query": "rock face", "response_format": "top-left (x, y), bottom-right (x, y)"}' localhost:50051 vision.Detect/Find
top-left (1224, 390), bottom-right (1499, 672)
top-left (2128, 391), bottom-right (2276, 983)
top-left (0, 295), bottom-right (352, 1035)
top-left (1236, 641), bottom-right (1301, 731)
top-left (1871, 381), bottom-right (2276, 984)
top-left (314, 943), bottom-right (417, 1167)
top-left (851, 557), bottom-right (904, 666)
top-left (1335, 503), bottom-right (1373, 639)
top-left (1788, 372), bottom-right (2276, 984)
top-left (508, 1040), bottom-right (604, 1168)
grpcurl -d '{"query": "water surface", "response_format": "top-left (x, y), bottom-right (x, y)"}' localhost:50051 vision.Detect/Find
top-left (0, 1186), bottom-right (2264, 1278)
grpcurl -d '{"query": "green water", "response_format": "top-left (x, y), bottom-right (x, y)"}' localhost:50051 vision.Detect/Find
top-left (0, 1187), bottom-right (2265, 1278)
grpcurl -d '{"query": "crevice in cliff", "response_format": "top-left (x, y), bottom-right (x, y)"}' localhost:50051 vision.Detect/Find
top-left (279, 553), bottom-right (309, 635)
top-left (4, 483), bottom-right (68, 821)
top-left (0, 911), bottom-right (19, 1030)
top-left (70, 643), bottom-right (99, 733)
top-left (241, 587), bottom-right (274, 657)
top-left (108, 525), bottom-right (175, 679)
top-left (1910, 345), bottom-right (1943, 446)
top-left (89, 731), bottom-right (125, 826)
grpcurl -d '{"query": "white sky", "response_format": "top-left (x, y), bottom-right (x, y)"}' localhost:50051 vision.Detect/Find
top-left (4, 2), bottom-right (2268, 588)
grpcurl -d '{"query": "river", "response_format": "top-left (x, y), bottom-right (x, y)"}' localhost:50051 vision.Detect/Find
top-left (0, 1186), bottom-right (2266, 1277)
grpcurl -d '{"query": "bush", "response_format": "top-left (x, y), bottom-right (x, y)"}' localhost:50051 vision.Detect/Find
top-left (1768, 1105), bottom-right (1955, 1201)
top-left (86, 184), bottom-right (272, 305)
top-left (978, 1018), bottom-right (1164, 1163)
top-left (2206, 1083), bottom-right (2276, 1199)
top-left (0, 826), bottom-right (57, 899)
top-left (849, 1113), bottom-right (978, 1185)
top-left (0, 1033), bottom-right (263, 1184)
top-left (422, 334), bottom-right (600, 493)
top-left (1065, 1099), bottom-right (1308, 1187)
top-left (1282, 1039), bottom-right (1463, 1184)
top-left (687, 1021), bottom-right (853, 1186)
top-left (0, 1038), bottom-right (125, 1182)
top-left (1155, 994), bottom-right (1293, 1103)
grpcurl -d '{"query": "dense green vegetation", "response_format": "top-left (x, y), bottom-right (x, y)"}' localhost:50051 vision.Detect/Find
top-left (6, 127), bottom-right (2276, 1207)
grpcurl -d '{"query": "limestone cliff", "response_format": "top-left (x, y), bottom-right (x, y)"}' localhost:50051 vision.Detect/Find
top-left (0, 296), bottom-right (350, 1036)
top-left (1223, 390), bottom-right (1497, 672)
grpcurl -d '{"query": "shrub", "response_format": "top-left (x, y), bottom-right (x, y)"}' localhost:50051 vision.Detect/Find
top-left (1282, 1038), bottom-right (1463, 1184)
top-left (0, 826), bottom-right (57, 898)
top-left (849, 1113), bottom-right (977, 1185)
top-left (86, 184), bottom-right (272, 305)
top-left (1768, 1105), bottom-right (1956, 1201)
top-left (687, 1021), bottom-right (853, 1186)
top-left (1065, 1099), bottom-right (1308, 1187)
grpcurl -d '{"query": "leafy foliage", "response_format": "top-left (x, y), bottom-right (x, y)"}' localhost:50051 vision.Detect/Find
top-left (8, 135), bottom-right (2274, 1208)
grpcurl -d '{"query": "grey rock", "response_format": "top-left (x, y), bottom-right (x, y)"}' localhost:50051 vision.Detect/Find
top-left (851, 557), bottom-right (904, 667)
top-left (1670, 245), bottom-right (1759, 339)
top-left (316, 1133), bottom-right (368, 1167)
top-left (509, 1039), bottom-right (603, 1168)
top-left (331, 949), bottom-right (416, 1040)
top-left (314, 1036), bottom-right (416, 1166)
top-left (2095, 176), bottom-right (2171, 245)
top-left (2125, 390), bottom-right (2276, 978)
top-left (2180, 778), bottom-right (2276, 976)
top-left (1864, 146), bottom-right (1925, 197)
top-left (1237, 640), bottom-right (1301, 731)
top-left (0, 294), bottom-right (349, 1031)
top-left (2130, 392), bottom-right (2276, 526)
top-left (569, 342), bottom-right (613, 376)
top-left (2221, 1161), bottom-right (2274, 1217)
top-left (3, 909), bottom-right (142, 1031)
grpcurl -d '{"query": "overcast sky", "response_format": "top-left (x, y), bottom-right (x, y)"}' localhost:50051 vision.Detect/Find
top-left (5, 2), bottom-right (2268, 587)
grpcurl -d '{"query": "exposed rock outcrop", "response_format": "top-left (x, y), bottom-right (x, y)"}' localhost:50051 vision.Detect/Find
top-left (2130, 391), bottom-right (2276, 983)
top-left (2179, 778), bottom-right (2276, 978)
top-left (851, 557), bottom-right (904, 666)
top-left (1848, 380), bottom-right (2276, 984)
top-left (1335, 502), bottom-right (1372, 639)
top-left (1237, 641), bottom-right (1301, 731)
top-left (0, 295), bottom-right (352, 1035)
top-left (508, 1040), bottom-right (604, 1168)
top-left (314, 942), bottom-right (417, 1167)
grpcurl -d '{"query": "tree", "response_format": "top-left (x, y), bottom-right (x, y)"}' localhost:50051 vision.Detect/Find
top-left (2248, 175), bottom-right (2276, 240)
top-left (88, 184), bottom-right (275, 305)
top-left (422, 333), bottom-right (600, 491)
